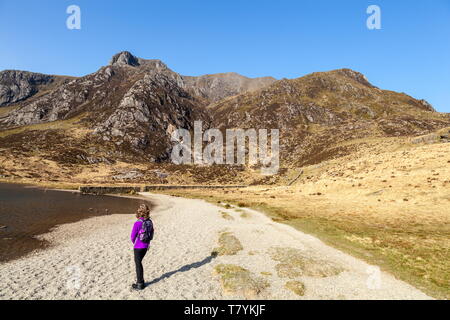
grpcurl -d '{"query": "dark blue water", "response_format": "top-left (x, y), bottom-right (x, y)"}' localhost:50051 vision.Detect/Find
top-left (0, 183), bottom-right (150, 262)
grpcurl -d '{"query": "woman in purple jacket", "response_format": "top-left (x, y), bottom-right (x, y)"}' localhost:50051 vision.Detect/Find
top-left (130, 204), bottom-right (153, 290)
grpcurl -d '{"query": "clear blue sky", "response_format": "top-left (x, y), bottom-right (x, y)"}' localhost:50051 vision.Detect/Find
top-left (0, 0), bottom-right (449, 112)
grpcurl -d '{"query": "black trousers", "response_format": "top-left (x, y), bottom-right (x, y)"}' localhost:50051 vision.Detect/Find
top-left (133, 248), bottom-right (148, 284)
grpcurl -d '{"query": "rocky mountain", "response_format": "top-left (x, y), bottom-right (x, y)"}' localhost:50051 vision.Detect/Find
top-left (182, 72), bottom-right (276, 102)
top-left (211, 68), bottom-right (439, 128)
top-left (0, 52), bottom-right (211, 161)
top-left (210, 68), bottom-right (449, 166)
top-left (91, 66), bottom-right (208, 159)
top-left (0, 51), bottom-right (448, 180)
top-left (1, 53), bottom-right (187, 126)
top-left (0, 52), bottom-right (278, 160)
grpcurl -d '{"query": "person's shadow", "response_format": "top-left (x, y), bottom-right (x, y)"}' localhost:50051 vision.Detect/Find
top-left (145, 253), bottom-right (217, 286)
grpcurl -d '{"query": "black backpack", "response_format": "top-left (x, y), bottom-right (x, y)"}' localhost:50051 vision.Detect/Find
top-left (138, 219), bottom-right (154, 243)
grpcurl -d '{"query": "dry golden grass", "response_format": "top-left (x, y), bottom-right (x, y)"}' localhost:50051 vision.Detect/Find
top-left (0, 112), bottom-right (88, 138)
top-left (154, 138), bottom-right (450, 299)
top-left (0, 145), bottom-right (152, 187)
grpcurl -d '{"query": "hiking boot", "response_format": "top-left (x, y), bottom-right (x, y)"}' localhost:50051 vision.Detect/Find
top-left (132, 283), bottom-right (145, 290)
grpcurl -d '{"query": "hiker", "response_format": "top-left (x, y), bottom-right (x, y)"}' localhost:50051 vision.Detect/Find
top-left (130, 203), bottom-right (154, 290)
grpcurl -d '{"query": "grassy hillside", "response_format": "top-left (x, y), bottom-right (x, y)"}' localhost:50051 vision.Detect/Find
top-left (152, 133), bottom-right (450, 299)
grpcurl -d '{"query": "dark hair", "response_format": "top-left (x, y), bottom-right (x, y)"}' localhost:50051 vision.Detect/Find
top-left (136, 204), bottom-right (150, 220)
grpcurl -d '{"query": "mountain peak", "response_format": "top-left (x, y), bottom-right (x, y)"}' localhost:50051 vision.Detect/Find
top-left (333, 68), bottom-right (374, 88)
top-left (109, 51), bottom-right (141, 67)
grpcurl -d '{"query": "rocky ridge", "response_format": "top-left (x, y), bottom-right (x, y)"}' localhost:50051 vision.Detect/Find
top-left (0, 51), bottom-right (448, 168)
top-left (0, 70), bottom-right (58, 107)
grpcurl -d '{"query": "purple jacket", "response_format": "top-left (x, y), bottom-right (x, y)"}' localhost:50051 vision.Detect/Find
top-left (130, 219), bottom-right (152, 249)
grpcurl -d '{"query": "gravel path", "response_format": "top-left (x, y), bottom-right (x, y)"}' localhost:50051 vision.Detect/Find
top-left (0, 193), bottom-right (431, 300)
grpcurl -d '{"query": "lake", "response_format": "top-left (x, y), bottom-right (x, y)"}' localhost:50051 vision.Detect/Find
top-left (0, 183), bottom-right (150, 262)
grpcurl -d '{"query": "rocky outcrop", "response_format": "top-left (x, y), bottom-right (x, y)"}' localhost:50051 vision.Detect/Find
top-left (92, 72), bottom-right (207, 156)
top-left (334, 68), bottom-right (375, 88)
top-left (0, 66), bottom-right (114, 127)
top-left (183, 72), bottom-right (276, 102)
top-left (417, 99), bottom-right (435, 112)
top-left (0, 70), bottom-right (55, 107)
top-left (411, 127), bottom-right (450, 144)
top-left (111, 169), bottom-right (144, 181)
top-left (109, 51), bottom-right (142, 67)
top-left (79, 186), bottom-right (141, 195)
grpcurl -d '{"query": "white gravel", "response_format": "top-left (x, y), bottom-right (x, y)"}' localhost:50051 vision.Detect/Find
top-left (0, 193), bottom-right (432, 300)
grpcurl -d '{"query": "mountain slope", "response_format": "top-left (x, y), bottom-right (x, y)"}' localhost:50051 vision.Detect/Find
top-left (0, 52), bottom-right (211, 162)
top-left (0, 52), bottom-right (279, 163)
top-left (0, 52), bottom-right (449, 183)
top-left (209, 68), bottom-right (450, 166)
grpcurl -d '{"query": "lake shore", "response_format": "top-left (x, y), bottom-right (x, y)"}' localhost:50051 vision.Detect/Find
top-left (0, 182), bottom-right (152, 262)
top-left (0, 192), bottom-right (431, 300)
